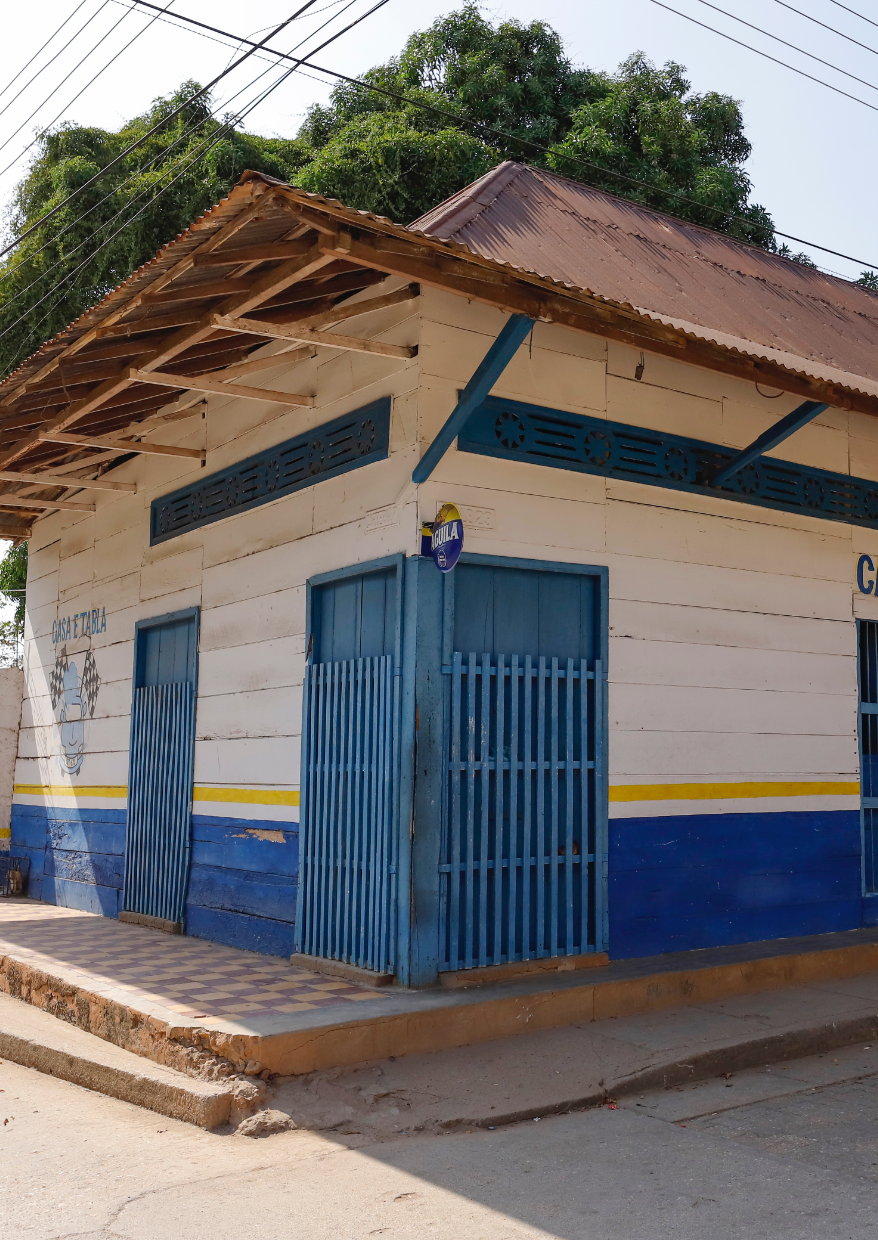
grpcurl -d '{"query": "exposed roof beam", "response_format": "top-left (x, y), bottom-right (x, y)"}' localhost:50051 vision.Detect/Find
top-left (127, 366), bottom-right (314, 406)
top-left (300, 283), bottom-right (419, 331)
top-left (194, 241), bottom-right (311, 267)
top-left (0, 495), bottom-right (95, 512)
top-left (218, 346), bottom-right (316, 381)
top-left (212, 313), bottom-right (416, 359)
top-left (42, 433), bottom-right (205, 459)
top-left (142, 278), bottom-right (252, 305)
top-left (0, 468), bottom-right (135, 492)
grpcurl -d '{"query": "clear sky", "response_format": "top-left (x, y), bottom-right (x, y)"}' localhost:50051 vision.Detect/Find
top-left (1, 0), bottom-right (876, 280)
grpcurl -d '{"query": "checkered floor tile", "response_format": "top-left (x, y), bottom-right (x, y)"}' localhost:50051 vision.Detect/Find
top-left (0, 900), bottom-right (384, 1019)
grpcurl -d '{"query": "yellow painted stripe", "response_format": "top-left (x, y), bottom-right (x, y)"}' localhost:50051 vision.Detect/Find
top-left (14, 784), bottom-right (127, 798)
top-left (13, 784), bottom-right (299, 806)
top-left (0, 827), bottom-right (9, 839)
top-left (609, 780), bottom-right (860, 803)
top-left (192, 787), bottom-right (299, 807)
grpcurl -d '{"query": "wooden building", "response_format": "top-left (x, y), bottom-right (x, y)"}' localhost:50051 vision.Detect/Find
top-left (6, 163), bottom-right (878, 984)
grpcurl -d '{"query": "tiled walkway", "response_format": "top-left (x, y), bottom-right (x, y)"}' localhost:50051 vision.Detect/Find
top-left (0, 900), bottom-right (382, 1021)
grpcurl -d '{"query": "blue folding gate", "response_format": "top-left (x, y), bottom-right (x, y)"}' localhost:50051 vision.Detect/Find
top-left (299, 656), bottom-right (398, 971)
top-left (122, 609), bottom-right (199, 926)
top-left (297, 561), bottom-right (401, 974)
top-left (439, 561), bottom-right (606, 972)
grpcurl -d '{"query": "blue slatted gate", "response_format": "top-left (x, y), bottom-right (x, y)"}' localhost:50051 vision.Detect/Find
top-left (297, 563), bottom-right (400, 974)
top-left (122, 609), bottom-right (199, 927)
top-left (439, 562), bottom-right (606, 972)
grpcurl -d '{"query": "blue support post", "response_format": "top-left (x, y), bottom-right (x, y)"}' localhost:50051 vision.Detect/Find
top-left (412, 314), bottom-right (535, 484)
top-left (711, 399), bottom-right (829, 487)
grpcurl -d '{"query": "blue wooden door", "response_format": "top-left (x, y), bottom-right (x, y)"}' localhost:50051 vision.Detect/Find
top-left (123, 609), bottom-right (199, 927)
top-left (440, 562), bottom-right (606, 971)
top-left (298, 563), bottom-right (401, 973)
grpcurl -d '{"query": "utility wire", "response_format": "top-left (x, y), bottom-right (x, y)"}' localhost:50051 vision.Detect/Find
top-left (770, 0), bottom-right (878, 57)
top-left (0, 1), bottom-right (323, 263)
top-left (0, 0), bottom-right (104, 119)
top-left (0, 1), bottom-right (133, 158)
top-left (829, 1), bottom-right (878, 32)
top-left (647, 0), bottom-right (878, 116)
top-left (0, 0), bottom-right (391, 352)
top-left (113, 1), bottom-right (878, 272)
top-left (0, 0), bottom-right (93, 102)
top-left (0, 1), bottom-right (182, 180)
top-left (689, 0), bottom-right (878, 92)
top-left (0, 0), bottom-right (368, 306)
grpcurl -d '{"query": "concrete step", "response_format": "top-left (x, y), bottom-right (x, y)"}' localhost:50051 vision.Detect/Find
top-left (0, 991), bottom-right (234, 1129)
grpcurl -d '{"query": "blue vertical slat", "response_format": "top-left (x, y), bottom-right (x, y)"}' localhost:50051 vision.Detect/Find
top-left (522, 654), bottom-right (533, 961)
top-left (535, 656), bottom-right (546, 958)
top-left (593, 658), bottom-right (606, 951)
top-left (464, 652), bottom-right (477, 969)
top-left (508, 654), bottom-right (519, 963)
top-left (580, 659), bottom-right (590, 953)
top-left (549, 656), bottom-right (559, 958)
top-left (448, 651), bottom-right (463, 970)
top-left (494, 652), bottom-right (505, 963)
top-left (564, 658), bottom-right (574, 954)
top-left (123, 682), bottom-right (195, 923)
top-left (478, 652), bottom-right (491, 967)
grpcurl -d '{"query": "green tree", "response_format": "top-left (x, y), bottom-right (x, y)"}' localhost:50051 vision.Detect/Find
top-left (1, 5), bottom-right (780, 380)
top-left (295, 6), bottom-right (774, 246)
top-left (0, 541), bottom-right (27, 668)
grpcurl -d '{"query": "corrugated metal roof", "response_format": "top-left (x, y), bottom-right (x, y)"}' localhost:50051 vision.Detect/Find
top-left (412, 162), bottom-right (878, 399)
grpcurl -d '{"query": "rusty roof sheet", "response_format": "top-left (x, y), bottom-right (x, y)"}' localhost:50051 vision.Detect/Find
top-left (412, 162), bottom-right (878, 399)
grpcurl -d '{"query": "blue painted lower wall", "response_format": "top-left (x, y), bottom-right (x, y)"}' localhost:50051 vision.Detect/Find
top-left (11, 805), bottom-right (298, 957)
top-left (12, 803), bottom-right (868, 964)
top-left (609, 809), bottom-right (863, 958)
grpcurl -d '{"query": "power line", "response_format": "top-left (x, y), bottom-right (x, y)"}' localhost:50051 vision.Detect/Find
top-left (770, 0), bottom-right (878, 57)
top-left (115, 1), bottom-right (878, 272)
top-left (689, 0), bottom-right (878, 92)
top-left (0, 1), bottom-right (182, 181)
top-left (0, 1), bottom-right (323, 264)
top-left (0, 0), bottom-right (105, 120)
top-left (0, 1), bottom-right (134, 159)
top-left (646, 0), bottom-right (878, 115)
top-left (829, 1), bottom-right (878, 33)
top-left (0, 0), bottom-right (369, 304)
top-left (0, 0), bottom-right (392, 354)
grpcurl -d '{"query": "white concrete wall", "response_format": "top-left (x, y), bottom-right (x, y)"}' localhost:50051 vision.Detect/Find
top-left (0, 666), bottom-right (22, 846)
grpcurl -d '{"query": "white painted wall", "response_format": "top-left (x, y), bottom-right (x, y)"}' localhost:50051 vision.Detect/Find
top-left (14, 280), bottom-right (875, 821)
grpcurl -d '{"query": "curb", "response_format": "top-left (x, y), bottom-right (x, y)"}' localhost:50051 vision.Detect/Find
top-left (445, 1013), bottom-right (878, 1131)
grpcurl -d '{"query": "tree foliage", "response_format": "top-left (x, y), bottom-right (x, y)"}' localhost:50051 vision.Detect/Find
top-left (0, 541), bottom-right (27, 667)
top-left (1, 5), bottom-right (782, 379)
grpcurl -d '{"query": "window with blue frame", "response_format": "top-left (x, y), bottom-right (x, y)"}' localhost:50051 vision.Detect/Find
top-left (859, 620), bottom-right (878, 893)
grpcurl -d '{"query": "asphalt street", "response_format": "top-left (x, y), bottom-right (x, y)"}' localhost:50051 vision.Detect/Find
top-left (2, 1040), bottom-right (878, 1239)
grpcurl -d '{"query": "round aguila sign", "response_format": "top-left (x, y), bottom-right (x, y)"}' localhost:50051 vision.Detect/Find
top-left (430, 502), bottom-right (464, 573)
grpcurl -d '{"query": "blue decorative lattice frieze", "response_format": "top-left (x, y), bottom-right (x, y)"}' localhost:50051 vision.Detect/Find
top-left (459, 395), bottom-right (878, 529)
top-left (150, 398), bottom-right (390, 544)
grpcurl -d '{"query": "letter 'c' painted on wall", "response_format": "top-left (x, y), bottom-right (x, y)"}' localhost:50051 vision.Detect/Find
top-left (858, 553), bottom-right (875, 595)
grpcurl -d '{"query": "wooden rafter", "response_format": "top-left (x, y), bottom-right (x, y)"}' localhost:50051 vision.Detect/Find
top-left (128, 366), bottom-right (314, 406)
top-left (43, 433), bottom-right (205, 459)
top-left (0, 469), bottom-right (135, 492)
top-left (212, 313), bottom-right (416, 359)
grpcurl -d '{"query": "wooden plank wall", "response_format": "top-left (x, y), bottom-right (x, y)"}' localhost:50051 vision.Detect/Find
top-left (12, 277), bottom-right (420, 955)
top-left (417, 287), bottom-right (871, 957)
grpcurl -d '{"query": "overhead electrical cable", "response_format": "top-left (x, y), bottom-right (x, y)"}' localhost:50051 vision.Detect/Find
top-left (688, 0), bottom-right (878, 92)
top-left (0, 0), bottom-right (392, 354)
top-left (0, 0), bottom-right (104, 118)
top-left (0, 0), bottom-right (323, 263)
top-left (646, 0), bottom-right (878, 115)
top-left (0, 1), bottom-right (136, 158)
top-left (0, 0), bottom-right (363, 289)
top-left (829, 1), bottom-right (878, 32)
top-left (769, 0), bottom-right (878, 57)
top-left (0, 0), bottom-right (93, 103)
top-left (0, 0), bottom-right (370, 304)
top-left (0, 0), bottom-right (182, 180)
top-left (111, 1), bottom-right (878, 272)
